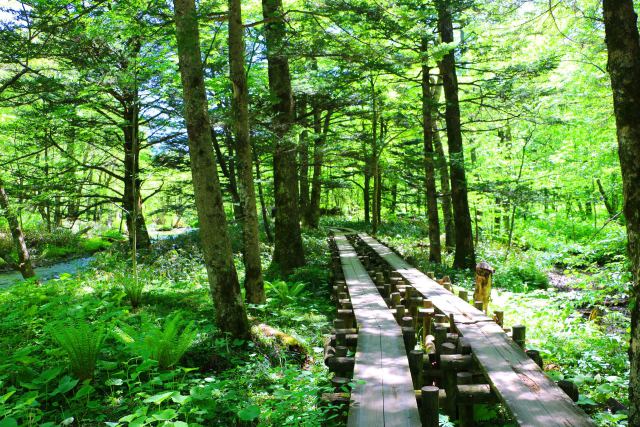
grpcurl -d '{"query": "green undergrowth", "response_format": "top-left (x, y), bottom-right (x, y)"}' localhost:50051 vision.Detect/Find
top-left (0, 229), bottom-right (334, 426)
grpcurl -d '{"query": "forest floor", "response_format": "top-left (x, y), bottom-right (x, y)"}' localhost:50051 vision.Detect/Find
top-left (0, 217), bottom-right (631, 426)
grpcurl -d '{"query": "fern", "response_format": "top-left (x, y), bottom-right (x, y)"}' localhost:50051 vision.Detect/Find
top-left (116, 271), bottom-right (144, 308)
top-left (265, 280), bottom-right (307, 305)
top-left (144, 313), bottom-right (197, 370)
top-left (49, 321), bottom-right (104, 381)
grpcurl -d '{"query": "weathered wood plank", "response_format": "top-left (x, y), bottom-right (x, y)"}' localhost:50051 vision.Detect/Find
top-left (456, 321), bottom-right (595, 427)
top-left (357, 234), bottom-right (491, 324)
top-left (334, 235), bottom-right (421, 427)
top-left (358, 233), bottom-right (596, 427)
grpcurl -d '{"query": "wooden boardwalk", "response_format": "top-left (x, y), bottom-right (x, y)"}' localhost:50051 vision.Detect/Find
top-left (357, 233), bottom-right (596, 427)
top-left (334, 234), bottom-right (421, 427)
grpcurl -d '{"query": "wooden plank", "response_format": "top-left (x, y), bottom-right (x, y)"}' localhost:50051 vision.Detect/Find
top-left (456, 322), bottom-right (595, 427)
top-left (358, 234), bottom-right (491, 324)
top-left (334, 235), bottom-right (421, 427)
top-left (358, 233), bottom-right (595, 427)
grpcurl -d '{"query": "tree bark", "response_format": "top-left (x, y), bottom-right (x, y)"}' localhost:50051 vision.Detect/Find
top-left (254, 153), bottom-right (273, 243)
top-left (229, 0), bottom-right (264, 304)
top-left (432, 79), bottom-right (455, 251)
top-left (421, 45), bottom-right (442, 263)
top-left (298, 99), bottom-right (310, 224)
top-left (173, 0), bottom-right (249, 338)
top-left (603, 1), bottom-right (640, 423)
top-left (261, 0), bottom-right (305, 276)
top-left (306, 106), bottom-right (331, 228)
top-left (122, 105), bottom-right (151, 249)
top-left (0, 178), bottom-right (35, 279)
top-left (596, 178), bottom-right (617, 216)
top-left (437, 1), bottom-right (475, 269)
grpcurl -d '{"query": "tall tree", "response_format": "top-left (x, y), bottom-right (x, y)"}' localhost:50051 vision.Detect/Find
top-left (602, 0), bottom-right (640, 423)
top-left (261, 0), bottom-right (305, 276)
top-left (421, 40), bottom-right (442, 263)
top-left (228, 0), bottom-right (264, 303)
top-left (437, 0), bottom-right (475, 269)
top-left (173, 0), bottom-right (249, 338)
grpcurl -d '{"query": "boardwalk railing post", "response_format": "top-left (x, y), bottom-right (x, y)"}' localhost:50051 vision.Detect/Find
top-left (457, 372), bottom-right (474, 427)
top-left (420, 386), bottom-right (440, 427)
top-left (512, 324), bottom-right (526, 349)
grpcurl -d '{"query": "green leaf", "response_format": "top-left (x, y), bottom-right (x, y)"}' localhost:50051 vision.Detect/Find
top-left (0, 390), bottom-right (16, 404)
top-left (237, 405), bottom-right (260, 421)
top-left (0, 418), bottom-right (18, 427)
top-left (144, 391), bottom-right (176, 405)
top-left (50, 376), bottom-right (79, 396)
top-left (151, 409), bottom-right (176, 421)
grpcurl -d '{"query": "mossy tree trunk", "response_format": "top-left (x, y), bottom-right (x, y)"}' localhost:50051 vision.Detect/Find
top-left (602, 0), bottom-right (640, 423)
top-left (261, 0), bottom-right (305, 276)
top-left (228, 0), bottom-right (264, 303)
top-left (437, 0), bottom-right (475, 269)
top-left (421, 41), bottom-right (442, 263)
top-left (173, 0), bottom-right (249, 338)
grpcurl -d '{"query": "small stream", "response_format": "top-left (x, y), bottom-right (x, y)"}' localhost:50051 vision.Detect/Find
top-left (0, 257), bottom-right (94, 289)
top-left (0, 228), bottom-right (194, 290)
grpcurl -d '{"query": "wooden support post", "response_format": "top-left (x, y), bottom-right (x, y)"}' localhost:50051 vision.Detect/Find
top-left (458, 289), bottom-right (468, 302)
top-left (434, 326), bottom-right (448, 355)
top-left (391, 292), bottom-right (402, 307)
top-left (409, 349), bottom-right (424, 389)
top-left (473, 300), bottom-right (483, 310)
top-left (395, 304), bottom-right (406, 322)
top-left (493, 310), bottom-right (504, 327)
top-left (512, 324), bottom-right (526, 349)
top-left (331, 376), bottom-right (350, 392)
top-left (473, 261), bottom-right (494, 313)
top-left (420, 386), bottom-right (440, 427)
top-left (403, 326), bottom-right (417, 353)
top-left (457, 372), bottom-right (474, 427)
top-left (526, 349), bottom-right (544, 368)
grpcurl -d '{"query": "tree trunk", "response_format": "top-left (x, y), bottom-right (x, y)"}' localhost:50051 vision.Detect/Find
top-left (0, 178), bottom-right (35, 279)
top-left (261, 0), bottom-right (305, 276)
top-left (212, 128), bottom-right (243, 220)
top-left (437, 1), bottom-right (475, 269)
top-left (173, 0), bottom-right (249, 338)
top-left (364, 170), bottom-right (371, 224)
top-left (299, 99), bottom-right (310, 224)
top-left (255, 153), bottom-right (273, 243)
top-left (596, 178), bottom-right (617, 216)
top-left (229, 0), bottom-right (264, 304)
top-left (421, 46), bottom-right (442, 263)
top-left (122, 106), bottom-right (151, 249)
top-left (603, 1), bottom-right (640, 423)
top-left (432, 80), bottom-right (455, 251)
top-left (306, 106), bottom-right (331, 228)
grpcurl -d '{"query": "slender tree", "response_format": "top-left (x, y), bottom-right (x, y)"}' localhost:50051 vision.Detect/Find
top-left (0, 178), bottom-right (34, 279)
top-left (173, 0), bottom-right (249, 338)
top-left (437, 0), bottom-right (475, 268)
top-left (421, 40), bottom-right (442, 263)
top-left (602, 0), bottom-right (640, 422)
top-left (261, 0), bottom-right (305, 276)
top-left (228, 0), bottom-right (265, 303)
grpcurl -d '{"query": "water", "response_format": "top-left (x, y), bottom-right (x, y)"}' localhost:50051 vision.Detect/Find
top-left (0, 257), bottom-right (94, 289)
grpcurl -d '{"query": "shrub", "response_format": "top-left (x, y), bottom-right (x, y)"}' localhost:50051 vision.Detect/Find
top-left (81, 237), bottom-right (112, 253)
top-left (49, 320), bottom-right (105, 381)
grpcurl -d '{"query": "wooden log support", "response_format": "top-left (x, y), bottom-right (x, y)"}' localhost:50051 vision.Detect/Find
top-left (457, 372), bottom-right (474, 427)
top-left (409, 349), bottom-right (424, 389)
top-left (526, 349), bottom-right (544, 369)
top-left (493, 310), bottom-right (504, 327)
top-left (420, 386), bottom-right (440, 427)
top-left (512, 324), bottom-right (526, 349)
top-left (457, 384), bottom-right (496, 404)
